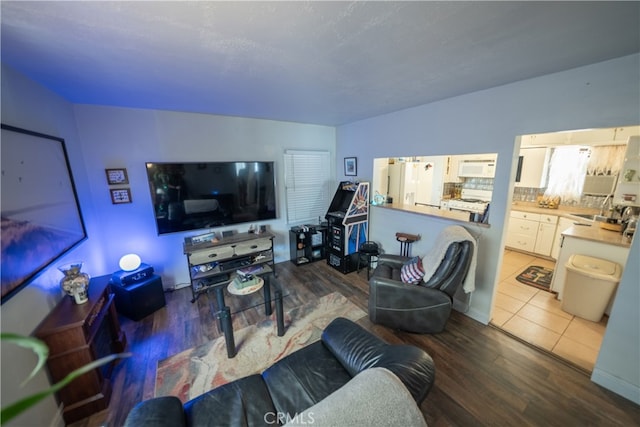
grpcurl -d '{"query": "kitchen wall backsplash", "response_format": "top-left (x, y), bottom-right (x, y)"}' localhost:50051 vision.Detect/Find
top-left (513, 187), bottom-right (606, 209)
top-left (443, 177), bottom-right (494, 198)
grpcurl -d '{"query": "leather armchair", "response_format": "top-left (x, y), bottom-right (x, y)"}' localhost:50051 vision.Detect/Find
top-left (369, 240), bottom-right (473, 334)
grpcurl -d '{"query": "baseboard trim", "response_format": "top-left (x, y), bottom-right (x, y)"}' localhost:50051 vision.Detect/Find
top-left (591, 368), bottom-right (640, 405)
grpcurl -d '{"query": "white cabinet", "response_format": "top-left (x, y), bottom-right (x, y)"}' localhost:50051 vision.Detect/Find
top-left (614, 125), bottom-right (640, 142)
top-left (506, 211), bottom-right (558, 257)
top-left (551, 217), bottom-right (575, 260)
top-left (614, 136), bottom-right (640, 206)
top-left (506, 211), bottom-right (540, 253)
top-left (515, 147), bottom-right (550, 188)
top-left (444, 156), bottom-right (461, 183)
top-left (534, 220), bottom-right (557, 256)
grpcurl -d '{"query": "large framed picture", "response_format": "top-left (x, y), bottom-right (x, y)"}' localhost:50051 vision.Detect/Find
top-left (344, 157), bottom-right (357, 176)
top-left (1, 124), bottom-right (87, 303)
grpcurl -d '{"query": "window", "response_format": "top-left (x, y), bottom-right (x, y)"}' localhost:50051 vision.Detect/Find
top-left (544, 146), bottom-right (589, 203)
top-left (284, 150), bottom-right (331, 224)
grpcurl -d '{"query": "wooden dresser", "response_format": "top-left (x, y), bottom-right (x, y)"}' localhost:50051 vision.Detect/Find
top-left (33, 275), bottom-right (127, 424)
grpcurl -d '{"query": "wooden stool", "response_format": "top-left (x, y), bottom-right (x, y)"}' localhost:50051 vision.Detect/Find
top-left (396, 232), bottom-right (420, 257)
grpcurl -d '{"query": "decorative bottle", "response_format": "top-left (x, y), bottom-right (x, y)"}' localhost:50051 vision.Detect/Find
top-left (58, 262), bottom-right (91, 304)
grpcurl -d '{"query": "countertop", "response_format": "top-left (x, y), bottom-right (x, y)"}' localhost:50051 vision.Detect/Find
top-left (510, 201), bottom-right (598, 218)
top-left (511, 202), bottom-right (632, 248)
top-left (561, 224), bottom-right (632, 248)
top-left (374, 202), bottom-right (487, 225)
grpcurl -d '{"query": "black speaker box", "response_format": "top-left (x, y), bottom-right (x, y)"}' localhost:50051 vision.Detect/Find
top-left (111, 274), bottom-right (166, 321)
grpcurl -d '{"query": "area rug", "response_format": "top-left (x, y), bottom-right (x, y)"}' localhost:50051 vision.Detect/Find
top-left (154, 292), bottom-right (366, 403)
top-left (516, 265), bottom-right (554, 291)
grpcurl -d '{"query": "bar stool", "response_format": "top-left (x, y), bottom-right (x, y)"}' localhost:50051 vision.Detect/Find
top-left (357, 241), bottom-right (379, 280)
top-left (396, 232), bottom-right (420, 257)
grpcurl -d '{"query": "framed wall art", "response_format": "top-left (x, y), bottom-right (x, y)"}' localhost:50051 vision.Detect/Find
top-left (1, 124), bottom-right (87, 303)
top-left (344, 157), bottom-right (357, 176)
top-left (110, 188), bottom-right (132, 204)
top-left (105, 168), bottom-right (129, 185)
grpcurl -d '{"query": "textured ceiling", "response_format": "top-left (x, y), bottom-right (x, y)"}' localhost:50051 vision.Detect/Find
top-left (2, 1), bottom-right (639, 126)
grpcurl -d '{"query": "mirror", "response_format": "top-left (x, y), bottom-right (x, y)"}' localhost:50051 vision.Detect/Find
top-left (372, 153), bottom-right (498, 225)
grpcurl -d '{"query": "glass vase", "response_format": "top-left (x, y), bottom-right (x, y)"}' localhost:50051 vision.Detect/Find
top-left (58, 262), bottom-right (91, 304)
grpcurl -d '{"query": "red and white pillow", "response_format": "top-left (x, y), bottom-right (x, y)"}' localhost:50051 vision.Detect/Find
top-left (400, 256), bottom-right (425, 284)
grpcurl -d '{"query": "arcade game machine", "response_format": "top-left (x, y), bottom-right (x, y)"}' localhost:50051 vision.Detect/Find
top-left (325, 181), bottom-right (369, 273)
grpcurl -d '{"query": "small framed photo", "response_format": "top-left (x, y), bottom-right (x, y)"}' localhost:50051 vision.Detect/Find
top-left (106, 168), bottom-right (129, 185)
top-left (344, 157), bottom-right (357, 176)
top-left (110, 188), bottom-right (132, 204)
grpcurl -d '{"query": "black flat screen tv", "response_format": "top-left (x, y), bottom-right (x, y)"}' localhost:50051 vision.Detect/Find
top-left (145, 161), bottom-right (277, 235)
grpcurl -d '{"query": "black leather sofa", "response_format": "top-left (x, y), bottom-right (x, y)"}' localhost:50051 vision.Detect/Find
top-left (124, 317), bottom-right (435, 427)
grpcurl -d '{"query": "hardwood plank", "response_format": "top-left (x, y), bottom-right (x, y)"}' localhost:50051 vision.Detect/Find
top-left (69, 260), bottom-right (640, 427)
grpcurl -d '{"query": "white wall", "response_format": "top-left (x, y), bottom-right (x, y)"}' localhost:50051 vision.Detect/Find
top-left (72, 106), bottom-right (336, 288)
top-left (1, 66), bottom-right (335, 425)
top-left (336, 54), bottom-right (640, 401)
top-left (0, 65), bottom-right (98, 427)
top-left (592, 235), bottom-right (640, 403)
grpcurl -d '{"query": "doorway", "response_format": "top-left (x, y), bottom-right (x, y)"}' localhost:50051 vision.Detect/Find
top-left (490, 249), bottom-right (607, 372)
top-left (489, 125), bottom-right (639, 372)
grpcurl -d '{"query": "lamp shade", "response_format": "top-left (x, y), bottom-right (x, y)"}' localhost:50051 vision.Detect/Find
top-left (119, 253), bottom-right (141, 271)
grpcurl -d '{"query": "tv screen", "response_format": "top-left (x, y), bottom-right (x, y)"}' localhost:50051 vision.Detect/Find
top-left (145, 161), bottom-right (277, 235)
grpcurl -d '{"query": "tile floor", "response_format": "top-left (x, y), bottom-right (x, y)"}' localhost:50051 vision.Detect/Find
top-left (490, 250), bottom-right (608, 372)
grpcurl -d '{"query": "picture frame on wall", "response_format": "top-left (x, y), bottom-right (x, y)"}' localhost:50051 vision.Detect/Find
top-left (110, 188), bottom-right (132, 204)
top-left (105, 168), bottom-right (129, 185)
top-left (344, 157), bottom-right (357, 176)
top-left (1, 124), bottom-right (87, 303)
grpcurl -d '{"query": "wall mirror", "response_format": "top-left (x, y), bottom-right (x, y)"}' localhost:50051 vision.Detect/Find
top-left (371, 153), bottom-right (498, 225)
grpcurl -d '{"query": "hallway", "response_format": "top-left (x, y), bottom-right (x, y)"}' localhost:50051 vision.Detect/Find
top-left (491, 250), bottom-right (607, 372)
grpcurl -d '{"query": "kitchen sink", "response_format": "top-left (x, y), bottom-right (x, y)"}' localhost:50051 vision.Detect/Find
top-left (569, 213), bottom-right (608, 222)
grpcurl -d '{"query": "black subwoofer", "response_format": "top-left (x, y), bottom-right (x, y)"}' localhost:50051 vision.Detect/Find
top-left (111, 274), bottom-right (166, 321)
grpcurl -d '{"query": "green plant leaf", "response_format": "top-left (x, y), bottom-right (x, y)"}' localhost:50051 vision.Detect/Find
top-left (0, 333), bottom-right (48, 386)
top-left (0, 350), bottom-right (131, 424)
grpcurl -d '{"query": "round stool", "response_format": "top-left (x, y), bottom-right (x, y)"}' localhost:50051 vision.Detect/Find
top-left (357, 241), bottom-right (379, 280)
top-left (395, 232), bottom-right (420, 257)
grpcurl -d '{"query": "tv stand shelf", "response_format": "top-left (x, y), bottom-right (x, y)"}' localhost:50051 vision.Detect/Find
top-left (183, 231), bottom-right (276, 302)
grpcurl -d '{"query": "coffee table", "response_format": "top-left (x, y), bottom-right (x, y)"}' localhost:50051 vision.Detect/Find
top-left (207, 272), bottom-right (288, 358)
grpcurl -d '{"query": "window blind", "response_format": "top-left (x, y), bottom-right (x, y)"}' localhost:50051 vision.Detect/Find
top-left (284, 150), bottom-right (331, 224)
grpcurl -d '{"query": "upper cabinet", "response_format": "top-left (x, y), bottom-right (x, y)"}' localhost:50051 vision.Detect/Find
top-left (614, 136), bottom-right (640, 206)
top-left (521, 125), bottom-right (640, 148)
top-left (444, 156), bottom-right (461, 183)
top-left (515, 147), bottom-right (550, 188)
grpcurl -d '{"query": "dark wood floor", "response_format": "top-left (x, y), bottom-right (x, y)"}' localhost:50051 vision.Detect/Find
top-left (71, 260), bottom-right (640, 427)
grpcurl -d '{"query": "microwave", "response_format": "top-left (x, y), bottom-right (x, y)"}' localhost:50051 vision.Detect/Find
top-left (458, 159), bottom-right (496, 178)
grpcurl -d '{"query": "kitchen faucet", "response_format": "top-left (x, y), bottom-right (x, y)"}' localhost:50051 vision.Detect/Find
top-left (600, 194), bottom-right (614, 216)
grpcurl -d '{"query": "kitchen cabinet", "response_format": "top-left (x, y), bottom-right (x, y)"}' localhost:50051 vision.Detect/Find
top-left (534, 219), bottom-right (557, 255)
top-left (506, 211), bottom-right (558, 256)
top-left (551, 217), bottom-right (576, 259)
top-left (614, 125), bottom-right (640, 142)
top-left (515, 147), bottom-right (550, 188)
top-left (444, 156), bottom-right (461, 183)
top-left (613, 135), bottom-right (640, 206)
